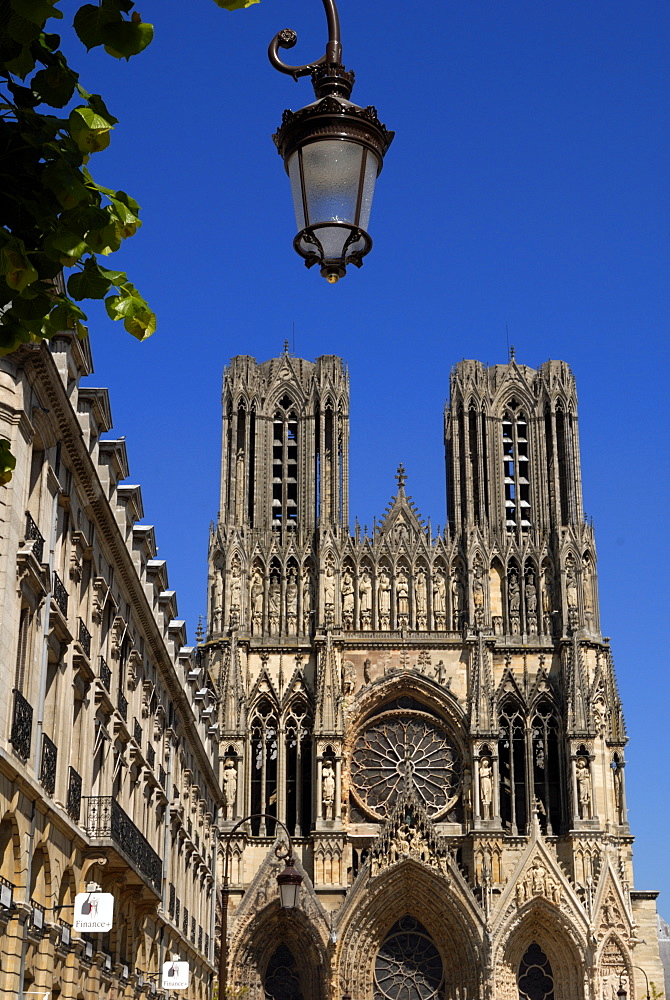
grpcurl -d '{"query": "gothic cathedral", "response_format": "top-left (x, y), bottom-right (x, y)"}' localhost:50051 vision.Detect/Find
top-left (205, 350), bottom-right (662, 1000)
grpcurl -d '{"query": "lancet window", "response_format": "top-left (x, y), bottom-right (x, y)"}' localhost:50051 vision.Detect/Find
top-left (272, 396), bottom-right (299, 533)
top-left (499, 701), bottom-right (527, 835)
top-left (499, 699), bottom-right (564, 836)
top-left (250, 695), bottom-right (313, 838)
top-left (531, 700), bottom-right (562, 834)
top-left (285, 698), bottom-right (312, 837)
top-left (502, 401), bottom-right (531, 530)
top-left (250, 698), bottom-right (278, 836)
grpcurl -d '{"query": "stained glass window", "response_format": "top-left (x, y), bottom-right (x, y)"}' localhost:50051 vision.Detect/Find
top-left (374, 916), bottom-right (443, 1000)
top-left (518, 942), bottom-right (554, 1000)
top-left (264, 944), bottom-right (304, 1000)
top-left (351, 713), bottom-right (461, 820)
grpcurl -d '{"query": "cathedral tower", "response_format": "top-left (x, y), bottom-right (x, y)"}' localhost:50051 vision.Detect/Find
top-left (207, 351), bottom-right (662, 1000)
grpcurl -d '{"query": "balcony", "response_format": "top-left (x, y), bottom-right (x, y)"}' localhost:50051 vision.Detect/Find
top-left (82, 797), bottom-right (162, 893)
top-left (117, 691), bottom-right (128, 722)
top-left (52, 571), bottom-right (68, 617)
top-left (40, 734), bottom-right (57, 797)
top-left (10, 689), bottom-right (32, 760)
top-left (99, 656), bottom-right (111, 691)
top-left (133, 717), bottom-right (142, 744)
top-left (25, 512), bottom-right (45, 563)
top-left (77, 618), bottom-right (92, 658)
top-left (146, 743), bottom-right (155, 769)
top-left (67, 766), bottom-right (82, 823)
top-left (0, 875), bottom-right (14, 910)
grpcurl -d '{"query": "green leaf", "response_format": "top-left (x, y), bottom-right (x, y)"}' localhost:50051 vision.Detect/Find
top-left (68, 105), bottom-right (114, 154)
top-left (85, 220), bottom-right (123, 255)
top-left (0, 246), bottom-right (39, 291)
top-left (73, 3), bottom-right (121, 51)
top-left (123, 305), bottom-right (156, 339)
top-left (0, 440), bottom-right (17, 487)
top-left (109, 195), bottom-right (140, 237)
top-left (67, 259), bottom-right (113, 300)
top-left (10, 291), bottom-right (52, 321)
top-left (6, 11), bottom-right (43, 46)
top-left (211, 0), bottom-right (261, 9)
top-left (10, 0), bottom-right (63, 27)
top-left (97, 265), bottom-right (126, 284)
top-left (42, 161), bottom-right (89, 210)
top-left (42, 230), bottom-right (89, 265)
top-left (31, 62), bottom-right (78, 108)
top-left (88, 93), bottom-right (119, 126)
top-left (101, 19), bottom-right (153, 60)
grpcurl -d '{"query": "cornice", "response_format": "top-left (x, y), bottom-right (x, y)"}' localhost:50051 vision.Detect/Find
top-left (19, 344), bottom-right (220, 797)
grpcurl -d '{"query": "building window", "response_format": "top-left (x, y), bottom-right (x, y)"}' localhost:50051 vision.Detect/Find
top-left (502, 402), bottom-right (531, 530)
top-left (518, 942), bottom-right (554, 1000)
top-left (499, 702), bottom-right (527, 836)
top-left (264, 944), bottom-right (304, 1000)
top-left (374, 916), bottom-right (443, 1000)
top-left (272, 397), bottom-right (298, 532)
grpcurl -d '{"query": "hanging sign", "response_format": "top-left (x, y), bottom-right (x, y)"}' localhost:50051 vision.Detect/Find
top-left (73, 891), bottom-right (115, 932)
top-left (162, 960), bottom-right (190, 990)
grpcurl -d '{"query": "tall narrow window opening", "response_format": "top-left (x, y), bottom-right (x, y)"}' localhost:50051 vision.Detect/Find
top-left (264, 944), bottom-right (304, 1000)
top-left (556, 407), bottom-right (570, 527)
top-left (518, 942), bottom-right (554, 1000)
top-left (272, 397), bottom-right (299, 533)
top-left (503, 402), bottom-right (531, 530)
top-left (250, 698), bottom-right (278, 836)
top-left (531, 701), bottom-right (562, 835)
top-left (285, 699), bottom-right (312, 838)
top-left (499, 703), bottom-right (527, 835)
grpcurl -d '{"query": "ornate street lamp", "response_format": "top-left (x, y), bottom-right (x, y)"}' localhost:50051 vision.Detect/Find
top-left (270, 0), bottom-right (394, 283)
top-left (218, 814), bottom-right (303, 1000)
top-left (617, 966), bottom-right (652, 1000)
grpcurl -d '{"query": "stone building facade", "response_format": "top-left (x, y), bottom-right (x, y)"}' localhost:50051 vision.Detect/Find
top-left (207, 349), bottom-right (664, 1000)
top-left (0, 335), bottom-right (219, 999)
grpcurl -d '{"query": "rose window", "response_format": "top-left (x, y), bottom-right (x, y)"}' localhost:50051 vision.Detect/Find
top-left (374, 916), bottom-right (444, 1000)
top-left (351, 711), bottom-right (461, 820)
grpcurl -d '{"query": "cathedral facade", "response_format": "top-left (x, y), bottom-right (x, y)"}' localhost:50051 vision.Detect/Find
top-left (206, 350), bottom-right (663, 1000)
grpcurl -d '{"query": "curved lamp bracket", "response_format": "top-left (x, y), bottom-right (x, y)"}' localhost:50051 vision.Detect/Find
top-left (268, 0), bottom-right (342, 81)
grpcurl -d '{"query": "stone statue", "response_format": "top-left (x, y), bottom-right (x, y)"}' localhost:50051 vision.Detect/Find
top-left (302, 572), bottom-right (312, 630)
top-left (378, 572), bottom-right (391, 616)
top-left (433, 575), bottom-right (446, 615)
top-left (322, 762), bottom-right (335, 820)
top-left (269, 574), bottom-right (280, 615)
top-left (341, 569), bottom-right (354, 623)
top-left (508, 568), bottom-right (520, 632)
top-left (576, 758), bottom-right (592, 820)
top-left (566, 554), bottom-right (578, 609)
top-left (223, 759), bottom-right (237, 821)
top-left (286, 568), bottom-right (298, 616)
top-left (479, 758), bottom-right (493, 819)
top-left (324, 561), bottom-right (335, 608)
top-left (462, 766), bottom-right (472, 819)
top-left (396, 572), bottom-right (409, 618)
top-left (250, 568), bottom-right (263, 615)
top-left (451, 568), bottom-right (464, 628)
top-left (359, 572), bottom-right (372, 613)
top-left (229, 559), bottom-right (241, 609)
top-left (415, 571), bottom-right (427, 614)
top-left (363, 658), bottom-right (372, 684)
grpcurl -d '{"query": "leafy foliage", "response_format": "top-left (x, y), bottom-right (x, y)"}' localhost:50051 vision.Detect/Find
top-left (0, 0), bottom-right (157, 358)
top-left (0, 0), bottom-right (256, 482)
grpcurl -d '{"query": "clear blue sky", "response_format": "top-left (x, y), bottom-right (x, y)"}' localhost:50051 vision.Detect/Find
top-left (60, 1), bottom-right (670, 915)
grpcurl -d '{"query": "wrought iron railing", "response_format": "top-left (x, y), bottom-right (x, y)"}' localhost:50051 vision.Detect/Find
top-left (78, 618), bottom-right (92, 657)
top-left (82, 796), bottom-right (162, 892)
top-left (198, 925), bottom-right (203, 952)
top-left (146, 743), bottom-right (155, 769)
top-left (59, 919), bottom-right (71, 946)
top-left (175, 898), bottom-right (180, 925)
top-left (67, 766), bottom-right (82, 823)
top-left (52, 571), bottom-right (68, 617)
top-left (99, 656), bottom-right (111, 691)
top-left (158, 763), bottom-right (166, 788)
top-left (10, 689), bottom-right (32, 760)
top-left (169, 882), bottom-right (176, 918)
top-left (117, 691), bottom-right (128, 721)
top-left (183, 906), bottom-right (188, 935)
top-left (40, 734), bottom-right (57, 797)
top-left (191, 916), bottom-right (196, 944)
top-left (133, 717), bottom-right (142, 744)
top-left (25, 512), bottom-right (45, 563)
top-left (205, 933), bottom-right (210, 958)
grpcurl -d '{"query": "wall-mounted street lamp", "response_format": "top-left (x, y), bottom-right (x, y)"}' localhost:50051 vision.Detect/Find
top-left (219, 813), bottom-right (303, 1000)
top-left (618, 966), bottom-right (652, 1000)
top-left (270, 0), bottom-right (394, 283)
